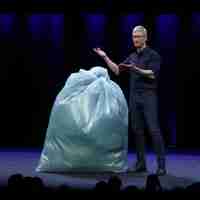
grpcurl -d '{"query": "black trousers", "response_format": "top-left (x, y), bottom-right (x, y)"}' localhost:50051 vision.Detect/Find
top-left (130, 90), bottom-right (165, 167)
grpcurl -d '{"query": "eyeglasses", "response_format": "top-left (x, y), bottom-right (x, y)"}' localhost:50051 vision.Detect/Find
top-left (132, 35), bottom-right (144, 38)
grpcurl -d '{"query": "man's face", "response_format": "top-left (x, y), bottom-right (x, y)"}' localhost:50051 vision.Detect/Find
top-left (132, 31), bottom-right (146, 48)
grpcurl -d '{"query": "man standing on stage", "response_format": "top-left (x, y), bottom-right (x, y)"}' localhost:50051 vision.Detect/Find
top-left (93, 25), bottom-right (166, 175)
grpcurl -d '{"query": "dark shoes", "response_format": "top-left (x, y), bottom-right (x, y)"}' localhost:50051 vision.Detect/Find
top-left (156, 158), bottom-right (167, 176)
top-left (128, 159), bottom-right (167, 176)
top-left (156, 167), bottom-right (167, 176)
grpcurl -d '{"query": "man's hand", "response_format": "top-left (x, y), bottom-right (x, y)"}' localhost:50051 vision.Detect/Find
top-left (93, 48), bottom-right (119, 75)
top-left (93, 48), bottom-right (107, 58)
top-left (133, 66), bottom-right (155, 79)
top-left (118, 63), bottom-right (136, 72)
top-left (118, 63), bottom-right (135, 68)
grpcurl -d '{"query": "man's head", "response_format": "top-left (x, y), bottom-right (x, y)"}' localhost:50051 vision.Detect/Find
top-left (132, 25), bottom-right (147, 48)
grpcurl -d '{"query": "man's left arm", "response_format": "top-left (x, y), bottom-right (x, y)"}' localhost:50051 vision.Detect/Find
top-left (133, 53), bottom-right (161, 79)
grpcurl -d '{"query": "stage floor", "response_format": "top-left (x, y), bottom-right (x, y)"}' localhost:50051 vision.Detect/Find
top-left (0, 149), bottom-right (199, 190)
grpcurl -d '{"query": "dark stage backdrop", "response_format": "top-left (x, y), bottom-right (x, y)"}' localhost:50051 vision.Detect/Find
top-left (0, 1), bottom-right (198, 150)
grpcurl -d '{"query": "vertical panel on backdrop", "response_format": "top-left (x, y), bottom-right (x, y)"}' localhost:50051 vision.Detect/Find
top-left (25, 13), bottom-right (64, 146)
top-left (191, 12), bottom-right (200, 60)
top-left (0, 13), bottom-right (16, 67)
top-left (80, 12), bottom-right (107, 68)
top-left (27, 14), bottom-right (64, 89)
top-left (0, 13), bottom-right (17, 146)
top-left (185, 12), bottom-right (200, 147)
top-left (154, 14), bottom-right (179, 146)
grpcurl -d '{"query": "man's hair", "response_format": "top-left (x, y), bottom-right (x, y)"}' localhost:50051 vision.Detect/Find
top-left (132, 25), bottom-right (147, 38)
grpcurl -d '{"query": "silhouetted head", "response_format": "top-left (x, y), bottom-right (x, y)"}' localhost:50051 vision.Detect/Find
top-left (107, 176), bottom-right (122, 192)
top-left (145, 174), bottom-right (162, 192)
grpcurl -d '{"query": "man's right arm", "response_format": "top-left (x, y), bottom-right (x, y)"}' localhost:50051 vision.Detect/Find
top-left (102, 55), bottom-right (120, 76)
top-left (93, 48), bottom-right (120, 76)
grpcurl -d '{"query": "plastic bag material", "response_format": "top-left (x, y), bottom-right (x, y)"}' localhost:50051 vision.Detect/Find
top-left (36, 66), bottom-right (128, 173)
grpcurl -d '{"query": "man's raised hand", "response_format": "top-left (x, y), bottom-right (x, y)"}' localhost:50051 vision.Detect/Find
top-left (93, 48), bottom-right (107, 58)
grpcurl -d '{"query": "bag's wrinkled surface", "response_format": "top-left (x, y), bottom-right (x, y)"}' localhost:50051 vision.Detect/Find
top-left (36, 66), bottom-right (128, 173)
